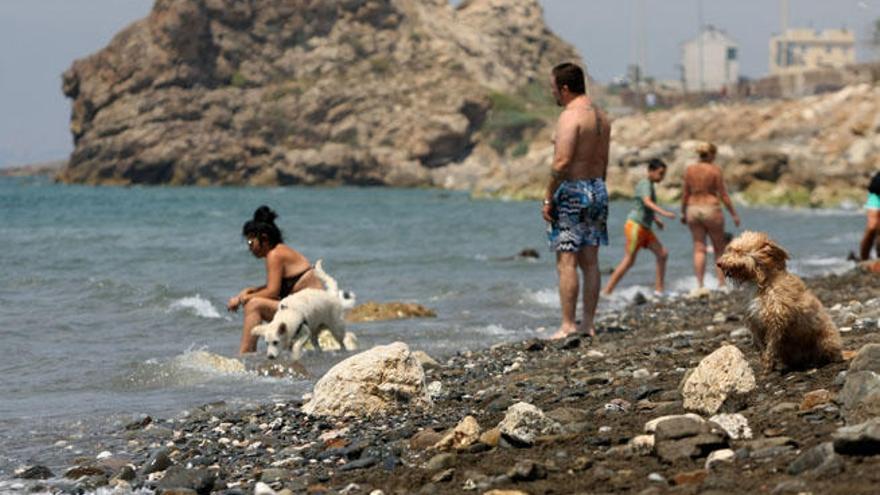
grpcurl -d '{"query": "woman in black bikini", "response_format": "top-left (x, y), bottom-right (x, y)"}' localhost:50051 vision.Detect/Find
top-left (227, 206), bottom-right (323, 355)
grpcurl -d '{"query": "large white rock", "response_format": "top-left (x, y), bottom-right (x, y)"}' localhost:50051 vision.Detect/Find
top-left (682, 345), bottom-right (756, 415)
top-left (497, 402), bottom-right (564, 446)
top-left (709, 413), bottom-right (753, 440)
top-left (302, 342), bottom-right (431, 417)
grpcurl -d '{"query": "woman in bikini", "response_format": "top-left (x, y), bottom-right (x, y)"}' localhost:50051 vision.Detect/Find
top-left (227, 206), bottom-right (323, 355)
top-left (681, 142), bottom-right (741, 289)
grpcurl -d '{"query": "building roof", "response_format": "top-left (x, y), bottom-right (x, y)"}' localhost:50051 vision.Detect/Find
top-left (682, 25), bottom-right (738, 48)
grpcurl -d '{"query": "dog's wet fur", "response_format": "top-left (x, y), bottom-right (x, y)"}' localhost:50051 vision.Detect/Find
top-left (252, 260), bottom-right (350, 360)
top-left (717, 231), bottom-right (843, 371)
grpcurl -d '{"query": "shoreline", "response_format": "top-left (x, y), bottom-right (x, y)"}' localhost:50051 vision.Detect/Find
top-left (1, 174), bottom-right (869, 211)
top-left (6, 267), bottom-right (880, 494)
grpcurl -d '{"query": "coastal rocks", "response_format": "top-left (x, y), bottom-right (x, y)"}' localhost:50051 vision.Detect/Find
top-left (60, 0), bottom-right (578, 187)
top-left (497, 402), bottom-right (564, 447)
top-left (155, 466), bottom-right (216, 495)
top-left (681, 345), bottom-right (756, 415)
top-left (650, 415), bottom-right (729, 464)
top-left (302, 342), bottom-right (431, 417)
top-left (15, 465), bottom-right (53, 480)
top-left (787, 442), bottom-right (843, 477)
top-left (346, 302), bottom-right (437, 323)
top-left (832, 418), bottom-right (880, 456)
top-left (839, 344), bottom-right (880, 423)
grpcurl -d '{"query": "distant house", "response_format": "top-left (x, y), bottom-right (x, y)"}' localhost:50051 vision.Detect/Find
top-left (681, 25), bottom-right (740, 93)
top-left (769, 28), bottom-right (855, 74)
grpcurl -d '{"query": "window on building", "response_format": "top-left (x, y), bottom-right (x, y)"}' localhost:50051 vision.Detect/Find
top-left (727, 47), bottom-right (737, 60)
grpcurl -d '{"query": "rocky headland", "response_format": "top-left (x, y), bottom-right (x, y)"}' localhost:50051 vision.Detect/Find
top-left (10, 268), bottom-right (880, 494)
top-left (59, 0), bottom-right (577, 187)
top-left (57, 0), bottom-right (878, 208)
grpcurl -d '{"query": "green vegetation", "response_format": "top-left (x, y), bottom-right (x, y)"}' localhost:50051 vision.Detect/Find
top-left (482, 81), bottom-right (556, 155)
top-left (370, 57), bottom-right (393, 75)
top-left (230, 71), bottom-right (249, 89)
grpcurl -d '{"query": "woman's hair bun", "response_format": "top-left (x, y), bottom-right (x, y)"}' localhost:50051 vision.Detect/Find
top-left (696, 142), bottom-right (717, 158)
top-left (253, 205), bottom-right (277, 224)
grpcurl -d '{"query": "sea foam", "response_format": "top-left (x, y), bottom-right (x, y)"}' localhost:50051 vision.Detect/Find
top-left (169, 295), bottom-right (222, 319)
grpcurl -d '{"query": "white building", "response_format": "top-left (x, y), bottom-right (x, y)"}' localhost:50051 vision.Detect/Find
top-left (681, 25), bottom-right (740, 93)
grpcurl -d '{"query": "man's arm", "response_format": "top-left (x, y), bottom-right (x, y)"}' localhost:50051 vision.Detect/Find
top-left (542, 111), bottom-right (578, 222)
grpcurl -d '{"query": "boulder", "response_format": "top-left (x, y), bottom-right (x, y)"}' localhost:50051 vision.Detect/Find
top-left (497, 402), bottom-right (564, 447)
top-left (302, 342), bottom-right (431, 417)
top-left (832, 418), bottom-right (880, 456)
top-left (682, 345), bottom-right (756, 415)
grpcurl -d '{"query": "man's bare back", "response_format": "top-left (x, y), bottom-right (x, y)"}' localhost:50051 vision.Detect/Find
top-left (553, 95), bottom-right (610, 181)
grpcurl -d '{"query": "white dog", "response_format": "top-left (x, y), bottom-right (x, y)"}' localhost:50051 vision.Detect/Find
top-left (252, 260), bottom-right (349, 360)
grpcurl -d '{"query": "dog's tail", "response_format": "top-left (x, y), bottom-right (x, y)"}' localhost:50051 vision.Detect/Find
top-left (313, 259), bottom-right (339, 294)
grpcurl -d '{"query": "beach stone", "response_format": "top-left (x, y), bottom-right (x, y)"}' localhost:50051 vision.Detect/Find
top-left (339, 457), bottom-right (378, 471)
top-left (832, 418), bottom-right (880, 456)
top-left (730, 327), bottom-right (750, 339)
top-left (425, 453), bottom-right (457, 472)
top-left (302, 342), bottom-right (431, 417)
top-left (433, 416), bottom-right (480, 451)
top-left (156, 466), bottom-right (216, 495)
top-left (682, 345), bottom-right (756, 415)
top-left (654, 416), bottom-right (705, 441)
top-left (479, 428), bottom-right (501, 448)
top-left (497, 402), bottom-right (564, 447)
top-left (839, 370), bottom-right (880, 424)
top-left (705, 448), bottom-right (735, 469)
top-left (507, 460), bottom-right (547, 481)
top-left (849, 343), bottom-right (880, 372)
top-left (769, 402), bottom-right (798, 414)
top-left (628, 435), bottom-right (655, 455)
top-left (672, 469), bottom-right (707, 486)
top-left (644, 414), bottom-right (704, 434)
top-left (800, 389), bottom-right (834, 411)
top-left (15, 465), bottom-right (53, 480)
top-left (346, 302), bottom-right (436, 323)
top-left (431, 469), bottom-right (454, 483)
top-left (412, 351), bottom-right (441, 370)
top-left (259, 468), bottom-right (292, 484)
top-left (771, 480), bottom-right (809, 494)
top-left (653, 416), bottom-right (729, 463)
top-left (787, 442), bottom-right (843, 477)
top-left (254, 482), bottom-right (277, 495)
top-left (410, 429), bottom-right (443, 451)
top-left (140, 447), bottom-right (173, 475)
top-left (65, 465), bottom-right (107, 479)
top-left (484, 491), bottom-right (529, 495)
top-left (709, 413), bottom-right (752, 440)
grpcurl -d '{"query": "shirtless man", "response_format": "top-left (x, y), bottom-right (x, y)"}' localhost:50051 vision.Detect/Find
top-left (542, 62), bottom-right (610, 340)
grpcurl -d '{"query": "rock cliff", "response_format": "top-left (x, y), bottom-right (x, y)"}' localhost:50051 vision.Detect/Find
top-left (59, 0), bottom-right (578, 186)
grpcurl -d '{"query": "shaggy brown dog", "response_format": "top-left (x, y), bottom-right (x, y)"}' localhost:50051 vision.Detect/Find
top-left (716, 231), bottom-right (842, 371)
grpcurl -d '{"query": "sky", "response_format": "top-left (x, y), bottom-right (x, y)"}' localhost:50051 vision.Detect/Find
top-left (1, 0), bottom-right (879, 168)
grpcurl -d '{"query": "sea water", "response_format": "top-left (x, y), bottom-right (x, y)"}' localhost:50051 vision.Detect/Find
top-left (0, 176), bottom-right (864, 477)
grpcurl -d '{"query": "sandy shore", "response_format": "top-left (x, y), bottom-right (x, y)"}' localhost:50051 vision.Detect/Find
top-left (9, 269), bottom-right (880, 495)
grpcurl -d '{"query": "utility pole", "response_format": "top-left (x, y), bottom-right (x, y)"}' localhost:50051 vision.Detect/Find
top-left (697, 0), bottom-right (705, 93)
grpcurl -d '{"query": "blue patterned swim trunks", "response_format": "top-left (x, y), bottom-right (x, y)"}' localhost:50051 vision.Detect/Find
top-left (547, 178), bottom-right (609, 252)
